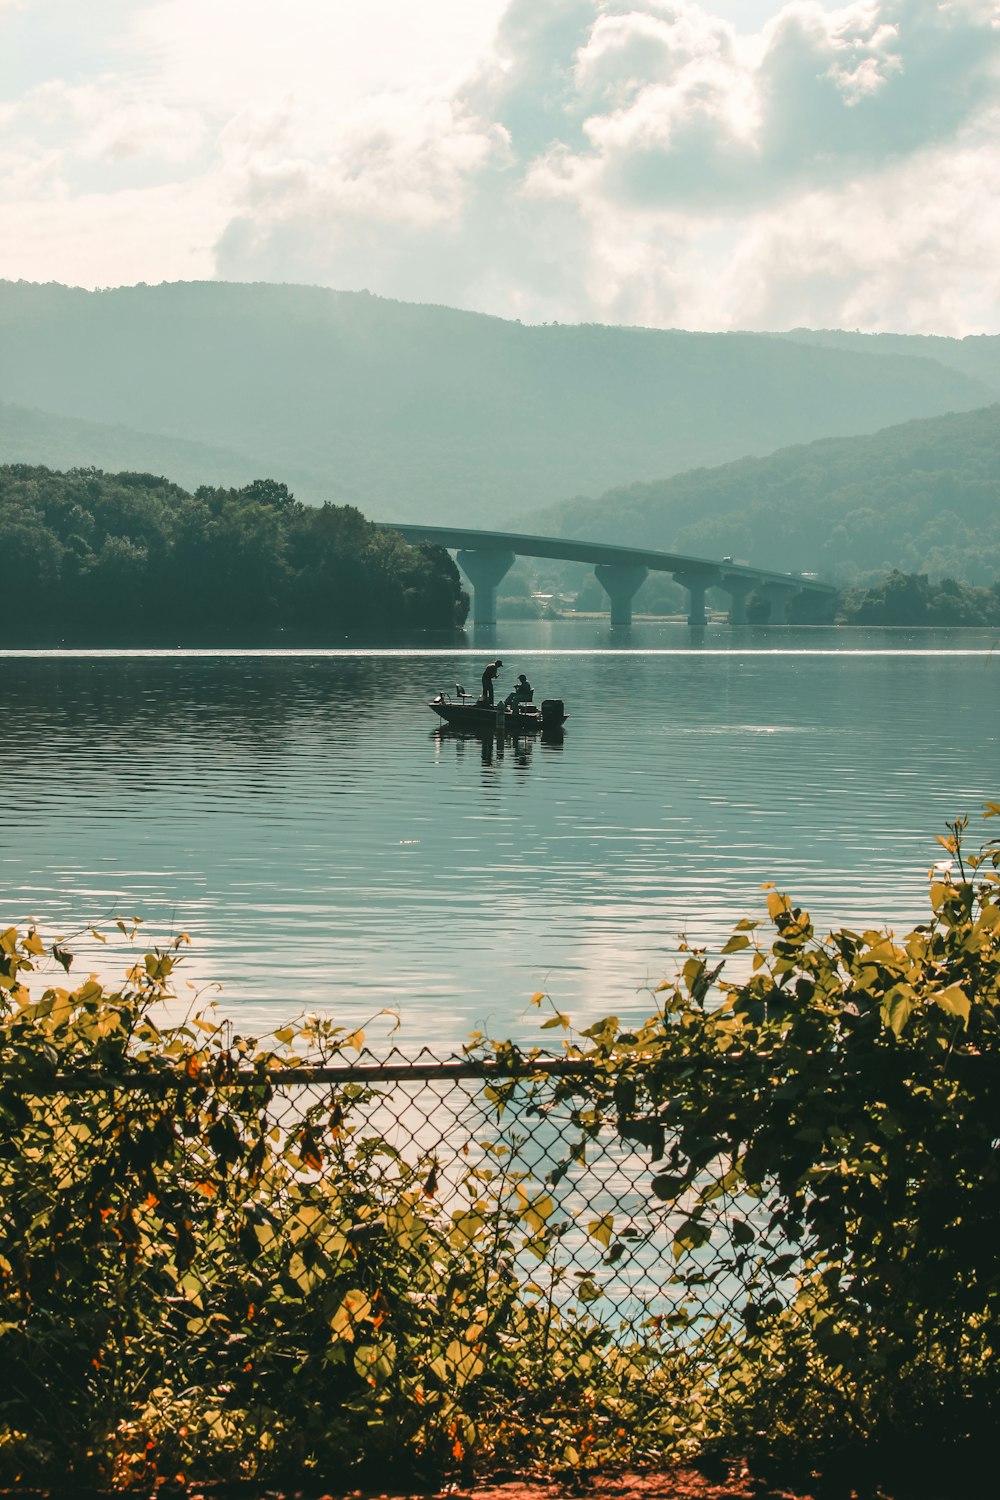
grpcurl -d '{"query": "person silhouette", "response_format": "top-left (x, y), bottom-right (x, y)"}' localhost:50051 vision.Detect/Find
top-left (480, 659), bottom-right (503, 705)
top-left (504, 673), bottom-right (532, 708)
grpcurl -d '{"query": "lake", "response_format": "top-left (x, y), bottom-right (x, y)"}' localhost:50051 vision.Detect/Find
top-left (4, 621), bottom-right (998, 1049)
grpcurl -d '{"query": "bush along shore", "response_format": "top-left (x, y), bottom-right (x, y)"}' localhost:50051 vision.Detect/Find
top-left (1, 808), bottom-right (998, 1494)
top-left (0, 465), bottom-right (468, 645)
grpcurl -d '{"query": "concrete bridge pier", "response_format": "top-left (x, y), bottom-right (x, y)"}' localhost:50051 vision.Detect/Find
top-left (672, 571), bottom-right (717, 628)
top-left (594, 563), bottom-right (648, 629)
top-left (457, 548), bottom-right (516, 626)
top-left (757, 581), bottom-right (801, 624)
top-left (718, 573), bottom-right (754, 626)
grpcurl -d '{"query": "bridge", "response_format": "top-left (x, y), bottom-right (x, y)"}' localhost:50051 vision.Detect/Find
top-left (379, 523), bottom-right (835, 628)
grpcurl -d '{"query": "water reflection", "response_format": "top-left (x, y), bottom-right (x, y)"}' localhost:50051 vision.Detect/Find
top-left (433, 724), bottom-right (565, 771)
top-left (3, 623), bottom-right (998, 1046)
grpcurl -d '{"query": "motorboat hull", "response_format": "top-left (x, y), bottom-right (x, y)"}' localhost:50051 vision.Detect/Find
top-left (430, 696), bottom-right (567, 732)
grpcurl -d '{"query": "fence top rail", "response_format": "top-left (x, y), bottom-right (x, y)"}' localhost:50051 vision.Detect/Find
top-left (33, 1055), bottom-right (596, 1094)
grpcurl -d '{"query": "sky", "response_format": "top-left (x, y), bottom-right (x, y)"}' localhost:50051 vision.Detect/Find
top-left (1, 0), bottom-right (999, 334)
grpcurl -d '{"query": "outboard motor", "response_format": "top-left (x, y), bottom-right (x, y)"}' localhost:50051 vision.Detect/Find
top-left (540, 698), bottom-right (565, 726)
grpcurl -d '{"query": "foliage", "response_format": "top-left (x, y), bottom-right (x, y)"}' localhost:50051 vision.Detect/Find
top-left (4, 807), bottom-right (1000, 1487)
top-left (0, 927), bottom-right (700, 1490)
top-left (838, 569), bottom-right (1000, 626)
top-left (0, 464), bottom-right (467, 644)
top-left (558, 807), bottom-right (1000, 1474)
top-left (497, 594), bottom-right (545, 619)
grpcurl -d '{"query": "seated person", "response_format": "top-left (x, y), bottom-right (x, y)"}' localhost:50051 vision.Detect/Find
top-left (504, 673), bottom-right (533, 708)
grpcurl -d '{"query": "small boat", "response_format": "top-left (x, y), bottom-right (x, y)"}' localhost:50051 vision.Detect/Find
top-left (430, 688), bottom-right (567, 733)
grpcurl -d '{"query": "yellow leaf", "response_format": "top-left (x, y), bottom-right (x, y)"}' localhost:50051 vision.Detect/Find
top-left (865, 939), bottom-right (906, 969)
top-left (517, 1188), bottom-right (555, 1235)
top-left (766, 891), bottom-right (792, 921)
top-left (932, 985), bottom-right (970, 1027)
top-left (446, 1339), bottom-right (484, 1389)
top-left (588, 1213), bottom-right (614, 1249)
top-left (529, 992), bottom-right (545, 1006)
top-left (450, 1210), bottom-right (485, 1245)
top-left (331, 1289), bottom-right (371, 1342)
top-left (881, 985), bottom-right (915, 1038)
top-left (144, 953), bottom-right (174, 982)
top-left (929, 883), bottom-right (950, 912)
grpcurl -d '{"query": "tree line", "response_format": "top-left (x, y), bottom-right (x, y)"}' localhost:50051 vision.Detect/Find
top-left (0, 465), bottom-right (468, 644)
top-left (835, 570), bottom-right (1000, 626)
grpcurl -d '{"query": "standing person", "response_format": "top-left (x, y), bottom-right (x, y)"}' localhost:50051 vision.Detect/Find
top-left (480, 659), bottom-right (503, 705)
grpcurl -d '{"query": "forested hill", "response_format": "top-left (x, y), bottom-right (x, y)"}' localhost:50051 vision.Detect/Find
top-left (0, 280), bottom-right (993, 527)
top-left (0, 465), bottom-right (466, 646)
top-left (774, 328), bottom-right (1000, 395)
top-left (0, 400), bottom-right (325, 499)
top-left (519, 403), bottom-right (1000, 585)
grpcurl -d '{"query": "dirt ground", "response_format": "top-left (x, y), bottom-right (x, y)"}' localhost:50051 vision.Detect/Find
top-left (181, 1467), bottom-right (821, 1500)
top-left (416, 1469), bottom-right (810, 1500)
top-left (0, 1474), bottom-right (812, 1500)
top-left (0, 1462), bottom-right (891, 1500)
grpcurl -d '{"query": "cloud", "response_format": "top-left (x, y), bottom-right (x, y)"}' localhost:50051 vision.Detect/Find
top-left (208, 0), bottom-right (1000, 332)
top-left (0, 176), bottom-right (231, 287)
top-left (2, 0), bottom-right (999, 332)
top-left (0, 73), bottom-right (210, 213)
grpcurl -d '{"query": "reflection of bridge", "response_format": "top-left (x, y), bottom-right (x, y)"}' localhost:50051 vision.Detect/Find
top-left (379, 523), bottom-right (835, 628)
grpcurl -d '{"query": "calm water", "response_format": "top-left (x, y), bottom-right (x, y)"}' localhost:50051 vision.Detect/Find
top-left (3, 621), bottom-right (998, 1046)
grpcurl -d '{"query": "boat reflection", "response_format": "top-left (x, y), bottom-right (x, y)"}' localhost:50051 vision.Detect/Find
top-left (432, 723), bottom-right (565, 767)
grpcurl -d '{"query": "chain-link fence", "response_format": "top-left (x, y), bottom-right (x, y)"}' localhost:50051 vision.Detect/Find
top-left (249, 1047), bottom-right (797, 1339)
top-left (10, 1046), bottom-right (801, 1338)
top-left (0, 1044), bottom-right (803, 1481)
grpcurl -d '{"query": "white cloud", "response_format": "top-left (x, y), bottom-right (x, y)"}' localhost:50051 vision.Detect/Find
top-left (208, 0), bottom-right (1000, 332)
top-left (2, 1), bottom-right (999, 332)
top-left (0, 176), bottom-right (231, 287)
top-left (5, 77), bottom-right (208, 165)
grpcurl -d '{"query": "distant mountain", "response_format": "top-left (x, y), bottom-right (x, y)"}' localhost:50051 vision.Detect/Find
top-left (0, 280), bottom-right (993, 526)
top-left (518, 404), bottom-right (1000, 586)
top-left (0, 400), bottom-right (323, 497)
top-left (773, 328), bottom-right (1000, 396)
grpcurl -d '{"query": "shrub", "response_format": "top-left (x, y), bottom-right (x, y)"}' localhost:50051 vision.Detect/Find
top-left (4, 805), bottom-right (999, 1488)
top-left (0, 926), bottom-right (698, 1489)
top-left (560, 807), bottom-right (1000, 1479)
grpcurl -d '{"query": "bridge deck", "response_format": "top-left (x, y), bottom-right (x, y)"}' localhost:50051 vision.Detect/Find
top-left (378, 523), bottom-right (833, 593)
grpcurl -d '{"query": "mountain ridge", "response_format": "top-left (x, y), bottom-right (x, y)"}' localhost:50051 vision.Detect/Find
top-left (0, 279), bottom-right (992, 526)
top-left (516, 402), bottom-right (1000, 586)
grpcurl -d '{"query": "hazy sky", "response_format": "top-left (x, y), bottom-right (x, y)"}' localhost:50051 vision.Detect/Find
top-left (2, 1), bottom-right (998, 333)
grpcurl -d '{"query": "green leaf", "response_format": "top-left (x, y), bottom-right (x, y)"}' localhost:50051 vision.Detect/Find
top-left (650, 1172), bottom-right (687, 1202)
